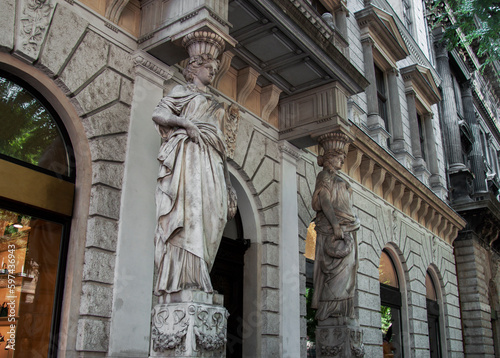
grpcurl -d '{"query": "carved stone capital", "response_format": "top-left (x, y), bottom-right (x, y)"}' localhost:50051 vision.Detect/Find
top-left (182, 31), bottom-right (225, 59)
top-left (279, 141), bottom-right (302, 161)
top-left (132, 51), bottom-right (174, 83)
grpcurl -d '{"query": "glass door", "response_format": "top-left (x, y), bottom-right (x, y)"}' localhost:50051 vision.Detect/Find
top-left (0, 207), bottom-right (68, 357)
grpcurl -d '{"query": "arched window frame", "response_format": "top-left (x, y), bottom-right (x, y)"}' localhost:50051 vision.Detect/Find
top-left (0, 52), bottom-right (93, 357)
top-left (379, 246), bottom-right (411, 358)
top-left (426, 266), bottom-right (448, 357)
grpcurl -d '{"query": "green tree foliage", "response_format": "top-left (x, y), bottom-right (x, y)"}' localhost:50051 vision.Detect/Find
top-left (0, 76), bottom-right (59, 165)
top-left (305, 287), bottom-right (317, 342)
top-left (434, 0), bottom-right (500, 67)
top-left (381, 305), bottom-right (392, 334)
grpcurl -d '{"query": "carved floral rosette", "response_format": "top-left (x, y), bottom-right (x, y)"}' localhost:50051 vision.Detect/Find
top-left (150, 301), bottom-right (228, 357)
top-left (316, 326), bottom-right (365, 358)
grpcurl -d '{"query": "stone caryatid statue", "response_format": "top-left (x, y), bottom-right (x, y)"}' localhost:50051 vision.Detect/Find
top-left (152, 31), bottom-right (237, 299)
top-left (150, 31), bottom-right (237, 357)
top-left (312, 132), bottom-right (364, 358)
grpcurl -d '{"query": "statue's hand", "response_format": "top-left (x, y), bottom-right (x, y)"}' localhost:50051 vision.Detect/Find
top-left (185, 123), bottom-right (201, 144)
top-left (333, 224), bottom-right (343, 239)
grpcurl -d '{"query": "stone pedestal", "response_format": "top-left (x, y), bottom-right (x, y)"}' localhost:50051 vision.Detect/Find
top-left (449, 169), bottom-right (474, 204)
top-left (150, 291), bottom-right (228, 357)
top-left (316, 321), bottom-right (364, 358)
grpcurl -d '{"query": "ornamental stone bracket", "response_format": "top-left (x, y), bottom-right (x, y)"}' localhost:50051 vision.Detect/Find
top-left (150, 291), bottom-right (228, 358)
top-left (279, 81), bottom-right (352, 148)
top-left (345, 125), bottom-right (466, 244)
top-left (139, 0), bottom-right (237, 66)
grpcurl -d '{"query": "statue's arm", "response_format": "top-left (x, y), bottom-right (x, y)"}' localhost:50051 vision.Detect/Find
top-left (318, 189), bottom-right (343, 239)
top-left (152, 106), bottom-right (201, 144)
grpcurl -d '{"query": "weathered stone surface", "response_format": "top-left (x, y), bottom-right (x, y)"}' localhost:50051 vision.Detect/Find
top-left (82, 248), bottom-right (116, 284)
top-left (14, 0), bottom-right (56, 61)
top-left (39, 4), bottom-right (88, 76)
top-left (109, 44), bottom-right (134, 79)
top-left (261, 336), bottom-right (280, 356)
top-left (253, 157), bottom-right (276, 194)
top-left (86, 216), bottom-right (118, 251)
top-left (259, 181), bottom-right (280, 209)
top-left (262, 225), bottom-right (279, 244)
top-left (0, 0), bottom-right (15, 51)
top-left (261, 205), bottom-right (279, 226)
top-left (82, 102), bottom-right (131, 138)
top-left (262, 265), bottom-right (279, 289)
top-left (232, 115), bottom-right (253, 168)
top-left (92, 161), bottom-right (125, 189)
top-left (262, 243), bottom-right (279, 266)
top-left (80, 282), bottom-right (113, 317)
top-left (89, 185), bottom-right (121, 220)
top-left (76, 69), bottom-right (121, 114)
top-left (261, 288), bottom-right (279, 312)
top-left (89, 135), bottom-right (128, 162)
top-left (76, 318), bottom-right (110, 352)
top-left (261, 311), bottom-right (279, 335)
top-left (60, 30), bottom-right (109, 93)
top-left (120, 77), bottom-right (134, 105)
top-left (244, 131), bottom-right (267, 179)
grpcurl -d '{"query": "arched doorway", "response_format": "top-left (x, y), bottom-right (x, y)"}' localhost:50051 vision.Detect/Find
top-left (210, 210), bottom-right (250, 358)
top-left (0, 72), bottom-right (75, 357)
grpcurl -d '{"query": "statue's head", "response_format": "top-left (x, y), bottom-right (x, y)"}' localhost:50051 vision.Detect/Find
top-left (182, 54), bottom-right (220, 85)
top-left (318, 150), bottom-right (345, 173)
top-left (316, 132), bottom-right (350, 173)
top-left (181, 31), bottom-right (225, 87)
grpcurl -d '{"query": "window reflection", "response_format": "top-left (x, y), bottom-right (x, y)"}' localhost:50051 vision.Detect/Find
top-left (0, 208), bottom-right (62, 357)
top-left (0, 76), bottom-right (70, 176)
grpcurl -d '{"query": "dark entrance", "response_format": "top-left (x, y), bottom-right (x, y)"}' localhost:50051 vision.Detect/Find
top-left (210, 211), bottom-right (249, 358)
top-left (427, 299), bottom-right (441, 358)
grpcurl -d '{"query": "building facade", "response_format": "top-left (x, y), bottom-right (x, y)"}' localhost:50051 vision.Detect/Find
top-left (0, 0), bottom-right (499, 357)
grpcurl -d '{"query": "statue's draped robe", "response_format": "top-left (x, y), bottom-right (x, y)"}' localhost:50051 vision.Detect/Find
top-left (312, 171), bottom-right (360, 320)
top-left (154, 84), bottom-right (228, 295)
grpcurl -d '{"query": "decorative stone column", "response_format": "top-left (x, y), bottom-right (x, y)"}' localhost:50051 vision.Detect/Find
top-left (434, 31), bottom-right (473, 203)
top-left (434, 36), bottom-right (465, 172)
top-left (312, 132), bottom-right (364, 358)
top-left (461, 80), bottom-right (487, 193)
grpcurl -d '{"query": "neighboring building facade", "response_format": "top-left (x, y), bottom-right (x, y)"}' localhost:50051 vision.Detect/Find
top-left (0, 0), bottom-right (499, 357)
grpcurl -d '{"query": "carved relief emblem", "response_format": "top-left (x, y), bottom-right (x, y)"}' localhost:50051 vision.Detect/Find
top-left (151, 306), bottom-right (188, 353)
top-left (223, 103), bottom-right (240, 159)
top-left (19, 0), bottom-right (54, 57)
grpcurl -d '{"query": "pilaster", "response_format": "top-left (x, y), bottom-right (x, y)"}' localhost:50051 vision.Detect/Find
top-left (279, 141), bottom-right (302, 358)
top-left (108, 51), bottom-right (174, 357)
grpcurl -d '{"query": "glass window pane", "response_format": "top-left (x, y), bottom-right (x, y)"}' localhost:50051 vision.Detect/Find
top-left (426, 272), bottom-right (437, 301)
top-left (0, 76), bottom-right (70, 176)
top-left (0, 208), bottom-right (63, 357)
top-left (379, 251), bottom-right (399, 288)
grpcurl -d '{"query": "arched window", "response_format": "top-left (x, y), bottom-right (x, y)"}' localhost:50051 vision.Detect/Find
top-left (426, 271), bottom-right (442, 358)
top-left (0, 72), bottom-right (74, 357)
top-left (380, 250), bottom-right (404, 358)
